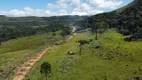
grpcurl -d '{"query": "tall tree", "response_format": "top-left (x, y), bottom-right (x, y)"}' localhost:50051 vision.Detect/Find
top-left (91, 21), bottom-right (106, 40)
top-left (40, 62), bottom-right (51, 80)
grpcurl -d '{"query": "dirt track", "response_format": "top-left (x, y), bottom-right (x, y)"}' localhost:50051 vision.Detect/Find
top-left (13, 48), bottom-right (48, 80)
top-left (13, 27), bottom-right (76, 80)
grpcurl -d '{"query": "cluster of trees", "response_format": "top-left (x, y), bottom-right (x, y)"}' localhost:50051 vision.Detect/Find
top-left (117, 7), bottom-right (142, 40)
top-left (0, 26), bottom-right (36, 43)
top-left (88, 3), bottom-right (142, 41)
top-left (91, 21), bottom-right (108, 40)
top-left (60, 26), bottom-right (71, 39)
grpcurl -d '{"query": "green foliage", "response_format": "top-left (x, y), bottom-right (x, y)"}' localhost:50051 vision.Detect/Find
top-left (88, 0), bottom-right (142, 40)
top-left (77, 39), bottom-right (93, 54)
top-left (25, 29), bottom-right (142, 80)
top-left (0, 31), bottom-right (62, 80)
top-left (40, 62), bottom-right (51, 80)
top-left (91, 21), bottom-right (107, 40)
top-left (117, 6), bottom-right (142, 40)
top-left (60, 26), bottom-right (71, 37)
top-left (52, 33), bottom-right (56, 36)
top-left (0, 15), bottom-right (87, 43)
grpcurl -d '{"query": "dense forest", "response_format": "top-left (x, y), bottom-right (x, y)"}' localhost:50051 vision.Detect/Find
top-left (88, 0), bottom-right (142, 41)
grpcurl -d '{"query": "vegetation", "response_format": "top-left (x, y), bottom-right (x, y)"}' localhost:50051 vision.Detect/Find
top-left (60, 26), bottom-right (71, 39)
top-left (0, 0), bottom-right (141, 80)
top-left (91, 21), bottom-right (107, 40)
top-left (0, 31), bottom-right (62, 80)
top-left (88, 0), bottom-right (142, 41)
top-left (77, 39), bottom-right (93, 54)
top-left (0, 23), bottom-right (71, 44)
top-left (0, 15), bottom-right (87, 44)
top-left (40, 62), bottom-right (51, 80)
top-left (25, 29), bottom-right (142, 80)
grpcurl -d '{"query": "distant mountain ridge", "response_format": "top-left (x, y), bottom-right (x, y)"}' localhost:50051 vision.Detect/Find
top-left (0, 15), bottom-right (87, 27)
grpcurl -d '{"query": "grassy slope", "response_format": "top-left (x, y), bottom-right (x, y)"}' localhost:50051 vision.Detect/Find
top-left (25, 29), bottom-right (142, 80)
top-left (0, 32), bottom-right (62, 80)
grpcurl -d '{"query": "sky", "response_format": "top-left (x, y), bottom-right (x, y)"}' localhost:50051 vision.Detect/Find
top-left (0, 0), bottom-right (133, 17)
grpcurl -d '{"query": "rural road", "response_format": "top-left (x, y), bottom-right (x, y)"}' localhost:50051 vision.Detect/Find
top-left (13, 27), bottom-right (76, 80)
top-left (13, 48), bottom-right (48, 80)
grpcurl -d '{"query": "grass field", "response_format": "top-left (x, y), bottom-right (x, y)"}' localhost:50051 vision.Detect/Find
top-left (0, 32), bottom-right (62, 80)
top-left (25, 29), bottom-right (142, 80)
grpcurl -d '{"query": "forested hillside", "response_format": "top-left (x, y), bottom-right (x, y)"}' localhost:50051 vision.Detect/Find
top-left (88, 0), bottom-right (142, 41)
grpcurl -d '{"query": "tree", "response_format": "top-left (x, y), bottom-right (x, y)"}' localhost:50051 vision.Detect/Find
top-left (91, 21), bottom-right (106, 40)
top-left (60, 26), bottom-right (71, 40)
top-left (40, 62), bottom-right (51, 80)
top-left (131, 7), bottom-right (139, 19)
top-left (60, 30), bottom-right (66, 39)
top-left (77, 39), bottom-right (93, 55)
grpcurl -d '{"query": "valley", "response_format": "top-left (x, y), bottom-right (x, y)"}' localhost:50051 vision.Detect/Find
top-left (0, 0), bottom-right (141, 80)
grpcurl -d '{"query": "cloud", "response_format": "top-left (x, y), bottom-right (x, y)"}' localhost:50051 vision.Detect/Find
top-left (0, 10), bottom-right (26, 17)
top-left (74, 3), bottom-right (92, 12)
top-left (0, 7), bottom-right (104, 17)
top-left (71, 0), bottom-right (81, 6)
top-left (88, 0), bottom-right (123, 9)
top-left (0, 0), bottom-right (124, 17)
top-left (47, 2), bottom-right (68, 9)
top-left (71, 9), bottom-right (104, 16)
top-left (88, 10), bottom-right (104, 15)
top-left (57, 0), bottom-right (70, 4)
top-left (59, 3), bottom-right (68, 8)
top-left (0, 7), bottom-right (48, 17)
top-left (71, 11), bottom-right (88, 16)
top-left (72, 2), bottom-right (104, 16)
top-left (47, 3), bottom-right (55, 8)
top-left (58, 10), bottom-right (68, 15)
top-left (44, 10), bottom-right (52, 16)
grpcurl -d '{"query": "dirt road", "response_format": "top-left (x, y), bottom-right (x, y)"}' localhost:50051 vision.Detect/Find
top-left (13, 48), bottom-right (48, 80)
top-left (13, 27), bottom-right (76, 80)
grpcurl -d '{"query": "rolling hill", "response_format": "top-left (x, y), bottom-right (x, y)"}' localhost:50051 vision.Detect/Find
top-left (0, 0), bottom-right (141, 80)
top-left (89, 0), bottom-right (142, 40)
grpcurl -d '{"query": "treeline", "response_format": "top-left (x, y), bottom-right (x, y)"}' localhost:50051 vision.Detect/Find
top-left (0, 15), bottom-right (87, 44)
top-left (0, 15), bottom-right (87, 26)
top-left (0, 24), bottom-right (70, 44)
top-left (88, 0), bottom-right (142, 41)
